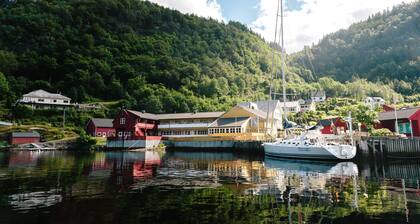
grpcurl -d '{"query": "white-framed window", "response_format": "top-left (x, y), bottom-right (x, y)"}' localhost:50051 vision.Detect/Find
top-left (96, 132), bottom-right (101, 137)
top-left (120, 118), bottom-right (126, 125)
top-left (118, 132), bottom-right (123, 137)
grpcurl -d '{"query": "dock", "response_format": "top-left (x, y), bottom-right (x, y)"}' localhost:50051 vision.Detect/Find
top-left (359, 137), bottom-right (420, 159)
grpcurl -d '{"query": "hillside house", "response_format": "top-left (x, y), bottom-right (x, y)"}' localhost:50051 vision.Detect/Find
top-left (377, 107), bottom-right (420, 137)
top-left (311, 90), bottom-right (326, 102)
top-left (86, 118), bottom-right (115, 137)
top-left (299, 99), bottom-right (316, 112)
top-left (18, 89), bottom-right (72, 109)
top-left (279, 101), bottom-right (301, 113)
top-left (365, 97), bottom-right (385, 109)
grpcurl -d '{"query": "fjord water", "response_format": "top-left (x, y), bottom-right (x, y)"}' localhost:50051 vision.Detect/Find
top-left (0, 150), bottom-right (419, 224)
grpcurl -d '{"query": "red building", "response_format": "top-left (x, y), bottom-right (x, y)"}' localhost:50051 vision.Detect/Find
top-left (318, 117), bottom-right (348, 134)
top-left (9, 132), bottom-right (41, 145)
top-left (378, 107), bottom-right (420, 137)
top-left (112, 109), bottom-right (160, 140)
top-left (86, 118), bottom-right (115, 137)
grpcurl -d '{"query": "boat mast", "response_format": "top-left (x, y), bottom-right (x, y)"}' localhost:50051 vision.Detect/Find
top-left (266, 0), bottom-right (280, 138)
top-left (280, 0), bottom-right (287, 123)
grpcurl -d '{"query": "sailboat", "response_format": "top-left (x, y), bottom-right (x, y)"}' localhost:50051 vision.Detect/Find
top-left (262, 0), bottom-right (356, 160)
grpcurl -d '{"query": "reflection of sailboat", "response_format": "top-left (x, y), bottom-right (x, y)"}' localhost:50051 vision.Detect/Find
top-left (264, 157), bottom-right (358, 176)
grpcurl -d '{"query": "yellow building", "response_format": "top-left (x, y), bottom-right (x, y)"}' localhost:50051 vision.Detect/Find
top-left (208, 105), bottom-right (267, 140)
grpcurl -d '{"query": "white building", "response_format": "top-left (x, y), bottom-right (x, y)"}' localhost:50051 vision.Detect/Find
top-left (311, 90), bottom-right (326, 102)
top-left (18, 89), bottom-right (72, 109)
top-left (299, 99), bottom-right (316, 112)
top-left (278, 101), bottom-right (301, 113)
top-left (239, 100), bottom-right (283, 134)
top-left (365, 97), bottom-right (385, 109)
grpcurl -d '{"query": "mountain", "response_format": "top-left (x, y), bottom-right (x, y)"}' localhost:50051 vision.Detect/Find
top-left (290, 1), bottom-right (420, 95)
top-left (0, 0), bottom-right (287, 113)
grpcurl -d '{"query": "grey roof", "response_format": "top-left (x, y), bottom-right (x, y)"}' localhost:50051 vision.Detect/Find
top-left (11, 132), bottom-right (40, 138)
top-left (90, 118), bottom-right (114, 128)
top-left (0, 121), bottom-right (13, 126)
top-left (209, 117), bottom-right (250, 128)
top-left (311, 90), bottom-right (325, 98)
top-left (379, 107), bottom-right (420, 120)
top-left (236, 105), bottom-right (267, 120)
top-left (156, 111), bottom-right (224, 120)
top-left (238, 100), bottom-right (281, 113)
top-left (23, 90), bottom-right (71, 100)
top-left (127, 110), bottom-right (159, 120)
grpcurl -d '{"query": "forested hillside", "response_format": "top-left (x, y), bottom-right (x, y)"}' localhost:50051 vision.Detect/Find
top-left (291, 1), bottom-right (420, 96)
top-left (0, 0), bottom-right (408, 116)
top-left (0, 0), bottom-right (285, 113)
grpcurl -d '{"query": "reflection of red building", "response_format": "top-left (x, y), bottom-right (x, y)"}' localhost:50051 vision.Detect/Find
top-left (318, 117), bottom-right (348, 134)
top-left (133, 151), bottom-right (161, 180)
top-left (112, 109), bottom-right (160, 140)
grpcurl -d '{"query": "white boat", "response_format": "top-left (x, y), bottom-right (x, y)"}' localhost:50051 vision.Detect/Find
top-left (263, 135), bottom-right (356, 160)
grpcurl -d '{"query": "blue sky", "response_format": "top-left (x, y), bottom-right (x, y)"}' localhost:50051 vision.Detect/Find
top-left (218, 0), bottom-right (303, 24)
top-left (150, 0), bottom-right (414, 52)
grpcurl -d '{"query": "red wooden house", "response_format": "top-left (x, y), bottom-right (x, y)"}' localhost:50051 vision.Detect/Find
top-left (377, 107), bottom-right (420, 137)
top-left (112, 109), bottom-right (160, 140)
top-left (318, 117), bottom-right (348, 134)
top-left (86, 118), bottom-right (115, 137)
top-left (9, 132), bottom-right (41, 145)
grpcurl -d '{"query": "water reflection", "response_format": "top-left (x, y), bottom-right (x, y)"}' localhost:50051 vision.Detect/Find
top-left (0, 150), bottom-right (419, 223)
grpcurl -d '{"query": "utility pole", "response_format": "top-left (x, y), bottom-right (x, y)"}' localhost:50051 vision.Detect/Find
top-left (393, 96), bottom-right (399, 135)
top-left (63, 107), bottom-right (66, 128)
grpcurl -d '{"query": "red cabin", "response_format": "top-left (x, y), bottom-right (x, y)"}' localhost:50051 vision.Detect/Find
top-left (112, 109), bottom-right (160, 140)
top-left (318, 117), bottom-right (348, 134)
top-left (378, 107), bottom-right (420, 137)
top-left (9, 132), bottom-right (41, 145)
top-left (86, 118), bottom-right (115, 137)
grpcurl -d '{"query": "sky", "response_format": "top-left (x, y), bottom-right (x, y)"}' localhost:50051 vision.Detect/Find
top-left (148, 0), bottom-right (415, 53)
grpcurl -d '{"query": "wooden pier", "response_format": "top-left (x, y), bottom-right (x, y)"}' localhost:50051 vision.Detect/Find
top-left (359, 137), bottom-right (420, 159)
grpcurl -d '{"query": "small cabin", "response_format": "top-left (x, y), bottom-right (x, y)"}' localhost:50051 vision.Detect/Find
top-left (86, 118), bottom-right (115, 137)
top-left (318, 117), bottom-right (347, 134)
top-left (9, 132), bottom-right (41, 145)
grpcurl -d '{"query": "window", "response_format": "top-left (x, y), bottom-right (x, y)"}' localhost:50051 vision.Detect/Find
top-left (118, 132), bottom-right (123, 137)
top-left (120, 118), bottom-right (126, 125)
top-left (38, 99), bottom-right (44, 102)
top-left (53, 100), bottom-right (57, 103)
top-left (64, 100), bottom-right (69, 103)
top-left (97, 132), bottom-right (101, 137)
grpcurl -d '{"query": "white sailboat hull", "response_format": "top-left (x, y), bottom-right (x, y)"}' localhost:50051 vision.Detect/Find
top-left (264, 143), bottom-right (356, 160)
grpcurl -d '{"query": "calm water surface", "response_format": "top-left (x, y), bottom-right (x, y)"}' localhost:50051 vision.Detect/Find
top-left (0, 150), bottom-right (420, 223)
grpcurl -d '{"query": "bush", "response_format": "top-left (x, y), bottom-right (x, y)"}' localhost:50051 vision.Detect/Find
top-left (75, 129), bottom-right (97, 150)
top-left (370, 128), bottom-right (394, 137)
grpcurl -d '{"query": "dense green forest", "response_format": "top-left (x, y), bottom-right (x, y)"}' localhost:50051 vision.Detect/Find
top-left (291, 1), bottom-right (420, 96)
top-left (0, 0), bottom-right (412, 117)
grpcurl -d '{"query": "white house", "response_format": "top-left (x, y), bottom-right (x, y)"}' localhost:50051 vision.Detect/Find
top-left (299, 99), bottom-right (316, 112)
top-left (311, 90), bottom-right (326, 102)
top-left (278, 101), bottom-right (301, 113)
top-left (365, 97), bottom-right (385, 109)
top-left (18, 89), bottom-right (72, 109)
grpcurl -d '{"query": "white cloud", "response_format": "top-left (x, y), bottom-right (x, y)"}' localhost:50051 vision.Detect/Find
top-left (251, 0), bottom-right (416, 53)
top-left (148, 0), bottom-right (224, 21)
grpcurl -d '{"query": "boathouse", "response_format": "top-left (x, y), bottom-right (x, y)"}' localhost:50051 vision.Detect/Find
top-left (107, 109), bottom-right (161, 148)
top-left (9, 132), bottom-right (41, 145)
top-left (157, 112), bottom-right (223, 138)
top-left (86, 118), bottom-right (115, 137)
top-left (378, 107), bottom-right (420, 137)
